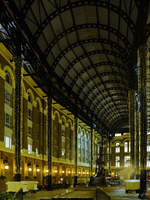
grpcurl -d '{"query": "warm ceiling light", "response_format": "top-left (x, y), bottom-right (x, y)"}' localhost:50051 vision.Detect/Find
top-left (55, 169), bottom-right (58, 173)
top-left (62, 170), bottom-right (65, 174)
top-left (46, 169), bottom-right (49, 173)
top-left (37, 168), bottom-right (40, 172)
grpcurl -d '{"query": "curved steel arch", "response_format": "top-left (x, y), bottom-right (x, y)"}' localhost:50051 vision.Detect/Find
top-left (45, 33), bottom-right (130, 58)
top-left (81, 83), bottom-right (128, 105)
top-left (66, 61), bottom-right (128, 85)
top-left (110, 117), bottom-right (129, 132)
top-left (97, 104), bottom-right (128, 118)
top-left (91, 96), bottom-right (128, 112)
top-left (85, 90), bottom-right (128, 106)
top-left (53, 47), bottom-right (127, 70)
top-left (76, 77), bottom-right (127, 104)
top-left (30, 0), bottom-right (135, 41)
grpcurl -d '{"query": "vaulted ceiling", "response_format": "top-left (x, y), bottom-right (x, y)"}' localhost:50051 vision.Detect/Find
top-left (0, 0), bottom-right (149, 135)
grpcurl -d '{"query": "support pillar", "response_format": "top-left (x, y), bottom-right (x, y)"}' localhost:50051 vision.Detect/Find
top-left (47, 96), bottom-right (52, 189)
top-left (90, 127), bottom-right (93, 177)
top-left (74, 117), bottom-right (78, 186)
top-left (108, 136), bottom-right (111, 174)
top-left (14, 57), bottom-right (22, 181)
top-left (135, 93), bottom-right (140, 178)
top-left (128, 90), bottom-right (136, 176)
top-left (138, 45), bottom-right (148, 198)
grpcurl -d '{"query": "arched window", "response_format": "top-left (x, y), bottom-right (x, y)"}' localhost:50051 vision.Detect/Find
top-left (78, 128), bottom-right (81, 162)
top-left (4, 70), bottom-right (13, 149)
top-left (53, 113), bottom-right (59, 158)
top-left (27, 92), bottom-right (33, 154)
top-left (85, 132), bottom-right (89, 164)
top-left (61, 118), bottom-right (65, 158)
top-left (5, 71), bottom-right (12, 85)
top-left (66, 122), bottom-right (71, 160)
top-left (81, 130), bottom-right (85, 163)
top-left (124, 141), bottom-right (130, 152)
top-left (115, 142), bottom-right (120, 153)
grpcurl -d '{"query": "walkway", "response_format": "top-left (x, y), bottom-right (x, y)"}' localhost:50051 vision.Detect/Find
top-left (23, 185), bottom-right (150, 199)
top-left (102, 186), bottom-right (148, 200)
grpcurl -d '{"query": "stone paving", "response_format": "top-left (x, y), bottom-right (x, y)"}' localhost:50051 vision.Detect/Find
top-left (23, 185), bottom-right (150, 199)
top-left (102, 186), bottom-right (147, 200)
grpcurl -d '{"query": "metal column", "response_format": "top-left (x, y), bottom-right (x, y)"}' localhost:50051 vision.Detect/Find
top-left (74, 117), bottom-right (78, 186)
top-left (47, 96), bottom-right (52, 188)
top-left (14, 57), bottom-right (22, 181)
top-left (128, 90), bottom-right (135, 175)
top-left (138, 45), bottom-right (147, 198)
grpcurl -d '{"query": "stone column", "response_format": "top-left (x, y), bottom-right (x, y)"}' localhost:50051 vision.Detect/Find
top-left (74, 117), bottom-right (78, 186)
top-left (47, 96), bottom-right (52, 188)
top-left (14, 57), bottom-right (22, 181)
top-left (128, 90), bottom-right (136, 173)
top-left (138, 45), bottom-right (148, 197)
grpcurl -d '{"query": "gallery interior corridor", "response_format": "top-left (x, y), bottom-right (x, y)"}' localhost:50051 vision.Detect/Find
top-left (0, 0), bottom-right (150, 199)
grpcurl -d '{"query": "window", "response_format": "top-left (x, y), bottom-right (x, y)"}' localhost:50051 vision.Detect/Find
top-left (61, 118), bottom-right (65, 158)
top-left (28, 127), bottom-right (32, 137)
top-left (147, 140), bottom-right (150, 152)
top-left (124, 156), bottom-right (130, 167)
top-left (28, 109), bottom-right (32, 120)
top-left (147, 155), bottom-right (150, 167)
top-left (5, 71), bottom-right (12, 85)
top-left (115, 133), bottom-right (121, 137)
top-left (5, 91), bottom-right (11, 106)
top-left (115, 156), bottom-right (120, 167)
top-left (4, 136), bottom-right (11, 149)
top-left (124, 142), bottom-right (128, 152)
top-left (78, 129), bottom-right (81, 162)
top-left (5, 113), bottom-right (11, 128)
top-left (36, 148), bottom-right (38, 155)
top-left (115, 143), bottom-right (120, 153)
top-left (28, 144), bottom-right (32, 154)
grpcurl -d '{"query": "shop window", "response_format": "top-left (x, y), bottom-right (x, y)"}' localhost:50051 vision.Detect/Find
top-left (124, 156), bottom-right (130, 167)
top-left (4, 136), bottom-right (11, 149)
top-left (115, 142), bottom-right (120, 153)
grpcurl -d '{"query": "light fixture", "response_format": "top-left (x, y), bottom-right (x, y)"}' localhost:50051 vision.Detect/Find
top-left (79, 171), bottom-right (81, 174)
top-left (83, 171), bottom-right (85, 174)
top-left (28, 167), bottom-right (32, 172)
top-left (54, 169), bottom-right (58, 173)
top-left (62, 170), bottom-right (65, 174)
top-left (87, 171), bottom-right (89, 175)
top-left (4, 165), bottom-right (9, 169)
top-left (68, 171), bottom-right (71, 174)
top-left (37, 168), bottom-right (40, 172)
top-left (46, 169), bottom-right (49, 173)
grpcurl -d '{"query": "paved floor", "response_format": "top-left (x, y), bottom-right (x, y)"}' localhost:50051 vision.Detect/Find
top-left (102, 186), bottom-right (147, 200)
top-left (23, 185), bottom-right (150, 199)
